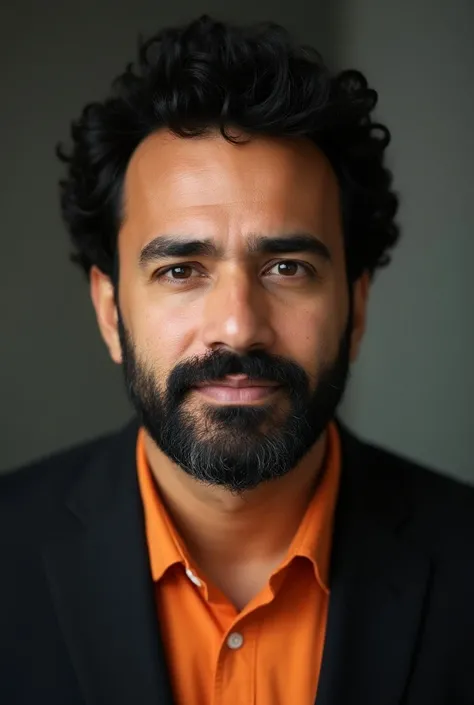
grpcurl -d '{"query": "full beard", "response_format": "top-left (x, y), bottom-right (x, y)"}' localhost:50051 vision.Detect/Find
top-left (118, 312), bottom-right (352, 495)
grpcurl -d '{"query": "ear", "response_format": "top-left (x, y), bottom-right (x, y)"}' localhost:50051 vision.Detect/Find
top-left (349, 270), bottom-right (370, 363)
top-left (89, 265), bottom-right (122, 364)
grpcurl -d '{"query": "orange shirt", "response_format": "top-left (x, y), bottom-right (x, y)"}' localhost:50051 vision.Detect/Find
top-left (136, 422), bottom-right (341, 705)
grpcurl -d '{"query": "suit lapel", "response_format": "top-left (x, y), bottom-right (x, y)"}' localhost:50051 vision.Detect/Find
top-left (315, 425), bottom-right (432, 705)
top-left (42, 419), bottom-right (175, 705)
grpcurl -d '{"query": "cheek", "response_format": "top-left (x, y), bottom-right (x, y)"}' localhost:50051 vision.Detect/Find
top-left (280, 297), bottom-right (339, 368)
top-left (138, 299), bottom-right (200, 367)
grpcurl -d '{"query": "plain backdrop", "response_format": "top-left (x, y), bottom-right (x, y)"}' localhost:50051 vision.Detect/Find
top-left (1, 0), bottom-right (473, 484)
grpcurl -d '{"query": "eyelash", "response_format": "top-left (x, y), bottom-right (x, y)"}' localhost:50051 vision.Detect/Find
top-left (152, 260), bottom-right (317, 285)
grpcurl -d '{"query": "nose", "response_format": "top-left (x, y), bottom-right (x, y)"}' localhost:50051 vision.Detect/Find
top-left (200, 268), bottom-right (276, 354)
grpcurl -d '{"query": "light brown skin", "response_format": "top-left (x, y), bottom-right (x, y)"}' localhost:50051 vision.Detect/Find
top-left (90, 129), bottom-right (370, 608)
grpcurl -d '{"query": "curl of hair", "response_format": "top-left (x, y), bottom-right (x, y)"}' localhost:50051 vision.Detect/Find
top-left (57, 15), bottom-right (400, 284)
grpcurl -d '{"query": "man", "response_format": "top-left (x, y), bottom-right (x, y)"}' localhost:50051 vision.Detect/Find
top-left (1, 14), bottom-right (473, 705)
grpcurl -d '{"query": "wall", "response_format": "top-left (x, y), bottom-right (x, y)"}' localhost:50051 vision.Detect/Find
top-left (332, 0), bottom-right (474, 484)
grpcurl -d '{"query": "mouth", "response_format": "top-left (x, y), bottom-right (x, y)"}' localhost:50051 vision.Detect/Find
top-left (193, 375), bottom-right (281, 404)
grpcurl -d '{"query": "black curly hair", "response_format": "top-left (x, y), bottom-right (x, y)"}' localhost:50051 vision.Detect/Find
top-left (57, 14), bottom-right (400, 286)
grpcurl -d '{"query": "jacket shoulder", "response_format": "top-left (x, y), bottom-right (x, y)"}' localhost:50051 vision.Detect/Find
top-left (346, 426), bottom-right (474, 550)
top-left (368, 436), bottom-right (473, 505)
top-left (0, 428), bottom-right (118, 528)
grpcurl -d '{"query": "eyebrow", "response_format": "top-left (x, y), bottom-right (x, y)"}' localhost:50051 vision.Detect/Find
top-left (138, 233), bottom-right (331, 268)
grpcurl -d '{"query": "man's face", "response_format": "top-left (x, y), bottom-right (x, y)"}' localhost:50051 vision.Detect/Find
top-left (95, 130), bottom-right (367, 493)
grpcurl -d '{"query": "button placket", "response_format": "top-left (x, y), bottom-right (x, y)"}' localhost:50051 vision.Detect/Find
top-left (214, 621), bottom-right (257, 705)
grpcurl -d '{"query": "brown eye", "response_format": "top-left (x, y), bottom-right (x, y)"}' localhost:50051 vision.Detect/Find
top-left (153, 263), bottom-right (204, 286)
top-left (266, 260), bottom-right (313, 278)
top-left (276, 261), bottom-right (299, 276)
top-left (168, 265), bottom-right (193, 279)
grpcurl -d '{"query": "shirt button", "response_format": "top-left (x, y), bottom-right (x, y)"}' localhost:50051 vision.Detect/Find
top-left (227, 632), bottom-right (244, 650)
top-left (185, 568), bottom-right (202, 587)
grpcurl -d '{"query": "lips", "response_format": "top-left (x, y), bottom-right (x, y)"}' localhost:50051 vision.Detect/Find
top-left (193, 375), bottom-right (280, 403)
top-left (194, 374), bottom-right (279, 389)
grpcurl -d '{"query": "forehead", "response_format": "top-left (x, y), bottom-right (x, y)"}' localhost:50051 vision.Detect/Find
top-left (119, 129), bottom-right (343, 253)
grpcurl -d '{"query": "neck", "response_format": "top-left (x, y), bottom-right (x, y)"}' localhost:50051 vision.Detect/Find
top-left (143, 429), bottom-right (329, 569)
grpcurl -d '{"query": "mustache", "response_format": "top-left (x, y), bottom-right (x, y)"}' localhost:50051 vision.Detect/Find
top-left (167, 349), bottom-right (309, 399)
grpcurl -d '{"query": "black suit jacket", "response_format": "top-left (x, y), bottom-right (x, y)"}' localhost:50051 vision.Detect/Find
top-left (1, 418), bottom-right (473, 705)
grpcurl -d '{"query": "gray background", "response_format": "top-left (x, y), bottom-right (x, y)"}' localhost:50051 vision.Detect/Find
top-left (1, 0), bottom-right (473, 484)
